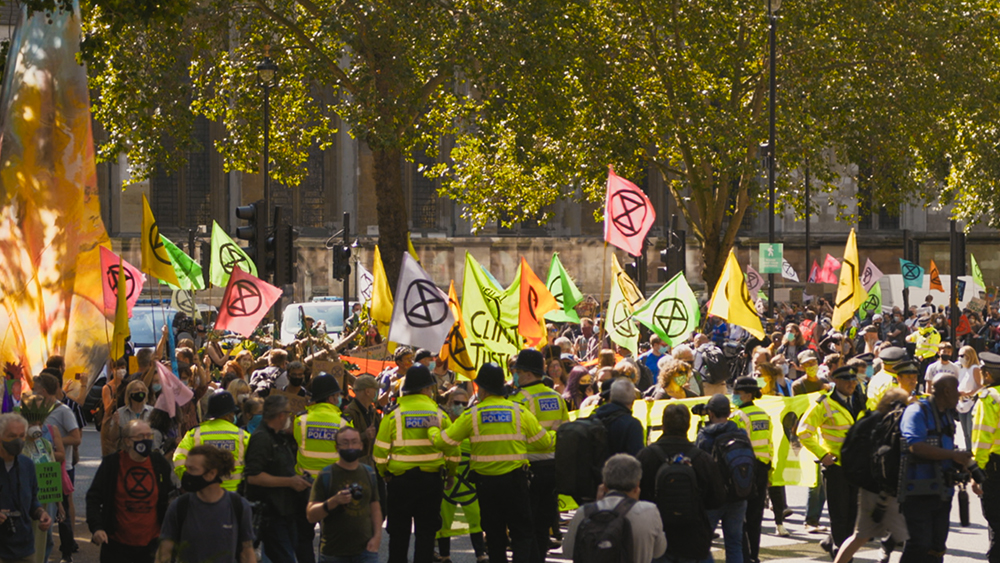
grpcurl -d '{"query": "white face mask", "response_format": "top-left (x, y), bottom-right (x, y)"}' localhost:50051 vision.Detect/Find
top-left (284, 415), bottom-right (292, 430)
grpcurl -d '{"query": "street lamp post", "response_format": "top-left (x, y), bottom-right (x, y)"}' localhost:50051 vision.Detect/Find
top-left (766, 0), bottom-right (780, 318)
top-left (256, 49), bottom-right (278, 235)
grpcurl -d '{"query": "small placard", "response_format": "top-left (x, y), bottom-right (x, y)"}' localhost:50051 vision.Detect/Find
top-left (36, 462), bottom-right (62, 504)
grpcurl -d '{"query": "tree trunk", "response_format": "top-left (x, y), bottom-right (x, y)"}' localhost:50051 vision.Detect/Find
top-left (700, 225), bottom-right (726, 296)
top-left (371, 144), bottom-right (408, 297)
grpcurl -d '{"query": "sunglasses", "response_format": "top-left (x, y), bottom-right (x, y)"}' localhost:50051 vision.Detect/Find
top-left (452, 402), bottom-right (467, 408)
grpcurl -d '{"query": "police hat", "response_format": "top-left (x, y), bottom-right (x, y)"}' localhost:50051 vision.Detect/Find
top-left (514, 349), bottom-right (546, 376)
top-left (207, 391), bottom-right (237, 419)
top-left (894, 361), bottom-right (919, 376)
top-left (733, 376), bottom-right (761, 394)
top-left (401, 365), bottom-right (436, 394)
top-left (878, 346), bottom-right (906, 364)
top-left (854, 352), bottom-right (874, 363)
top-left (918, 314), bottom-right (931, 326)
top-left (413, 349), bottom-right (434, 363)
top-left (862, 324), bottom-right (879, 334)
top-left (830, 365), bottom-right (857, 381)
top-left (311, 373), bottom-right (342, 403)
top-left (980, 352), bottom-right (1000, 373)
top-left (476, 363), bottom-right (506, 395)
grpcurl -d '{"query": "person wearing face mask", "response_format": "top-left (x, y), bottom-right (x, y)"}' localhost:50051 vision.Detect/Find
top-left (245, 395), bottom-right (315, 563)
top-left (307, 426), bottom-right (383, 563)
top-left (373, 365), bottom-right (458, 563)
top-left (731, 377), bottom-right (779, 557)
top-left (293, 373), bottom-right (354, 478)
top-left (157, 444), bottom-right (255, 563)
top-left (86, 420), bottom-right (175, 563)
top-left (637, 335), bottom-right (669, 383)
top-left (791, 350), bottom-right (829, 396)
top-left (110, 380), bottom-right (154, 451)
top-left (173, 392), bottom-right (250, 493)
top-left (924, 342), bottom-right (961, 392)
top-left (0, 413), bottom-right (53, 563)
top-left (342, 375), bottom-right (382, 468)
top-left (283, 361), bottom-right (312, 398)
top-left (649, 356), bottom-right (697, 399)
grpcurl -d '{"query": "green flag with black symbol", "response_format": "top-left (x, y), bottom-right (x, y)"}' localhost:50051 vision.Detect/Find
top-left (631, 272), bottom-right (700, 345)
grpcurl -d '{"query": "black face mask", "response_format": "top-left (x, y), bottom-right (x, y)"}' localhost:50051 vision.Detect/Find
top-left (338, 448), bottom-right (363, 463)
top-left (181, 471), bottom-right (215, 493)
top-left (940, 354), bottom-right (952, 362)
top-left (2, 438), bottom-right (24, 457)
top-left (132, 439), bottom-right (153, 457)
top-left (288, 377), bottom-right (304, 387)
top-left (130, 393), bottom-right (146, 403)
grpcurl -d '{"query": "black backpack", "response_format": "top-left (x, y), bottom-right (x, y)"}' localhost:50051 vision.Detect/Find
top-left (871, 401), bottom-right (908, 496)
top-left (652, 446), bottom-right (702, 524)
top-left (697, 344), bottom-right (729, 385)
top-left (555, 410), bottom-right (627, 502)
top-left (840, 410), bottom-right (883, 493)
top-left (712, 430), bottom-right (756, 500)
top-left (572, 496), bottom-right (636, 563)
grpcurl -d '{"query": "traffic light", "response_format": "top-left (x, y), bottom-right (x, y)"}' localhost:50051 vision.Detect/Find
top-left (658, 229), bottom-right (687, 282)
top-left (624, 258), bottom-right (639, 282)
top-left (267, 207), bottom-right (297, 287)
top-left (235, 200), bottom-right (268, 278)
top-left (658, 247), bottom-right (670, 283)
top-left (332, 244), bottom-right (351, 280)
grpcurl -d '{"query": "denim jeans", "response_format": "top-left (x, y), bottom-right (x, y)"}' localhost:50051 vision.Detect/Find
top-left (319, 551), bottom-right (379, 563)
top-left (261, 516), bottom-right (298, 563)
top-left (707, 501), bottom-right (747, 563)
top-left (900, 495), bottom-right (952, 563)
top-left (806, 465), bottom-right (827, 525)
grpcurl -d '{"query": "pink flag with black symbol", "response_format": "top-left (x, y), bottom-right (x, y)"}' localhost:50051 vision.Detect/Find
top-left (818, 254), bottom-right (841, 284)
top-left (215, 266), bottom-right (284, 337)
top-left (99, 246), bottom-right (144, 317)
top-left (604, 167), bottom-right (656, 256)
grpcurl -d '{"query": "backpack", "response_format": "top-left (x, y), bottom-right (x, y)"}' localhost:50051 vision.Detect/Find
top-left (652, 446), bottom-right (702, 524)
top-left (572, 495), bottom-right (636, 563)
top-left (712, 430), bottom-right (756, 499)
top-left (555, 409), bottom-right (627, 502)
top-left (871, 400), bottom-right (908, 496)
top-left (697, 344), bottom-right (730, 385)
top-left (840, 410), bottom-right (883, 493)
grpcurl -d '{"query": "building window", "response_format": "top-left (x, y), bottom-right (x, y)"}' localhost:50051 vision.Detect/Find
top-left (857, 171), bottom-right (900, 231)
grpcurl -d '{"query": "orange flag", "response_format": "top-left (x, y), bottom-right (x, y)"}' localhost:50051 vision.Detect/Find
top-left (518, 258), bottom-right (559, 347)
top-left (929, 260), bottom-right (944, 292)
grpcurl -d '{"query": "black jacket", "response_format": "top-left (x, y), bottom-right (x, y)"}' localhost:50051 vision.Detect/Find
top-left (593, 402), bottom-right (645, 456)
top-left (86, 451), bottom-right (175, 535)
top-left (636, 435), bottom-right (725, 560)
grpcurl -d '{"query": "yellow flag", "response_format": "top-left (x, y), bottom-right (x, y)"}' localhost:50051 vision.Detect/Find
top-left (141, 194), bottom-right (180, 286)
top-left (111, 258), bottom-right (130, 360)
top-left (407, 233), bottom-right (420, 262)
top-left (708, 251), bottom-right (764, 339)
top-left (832, 229), bottom-right (866, 329)
top-left (611, 254), bottom-right (645, 309)
top-left (441, 281), bottom-right (476, 379)
top-left (370, 245), bottom-right (394, 335)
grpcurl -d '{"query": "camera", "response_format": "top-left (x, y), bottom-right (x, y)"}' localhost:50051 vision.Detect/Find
top-left (0, 513), bottom-right (18, 535)
top-left (967, 459), bottom-right (988, 485)
top-left (348, 482), bottom-right (364, 501)
top-left (691, 403), bottom-right (708, 417)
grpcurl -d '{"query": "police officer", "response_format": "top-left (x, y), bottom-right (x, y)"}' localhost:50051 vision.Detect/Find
top-left (293, 373), bottom-right (353, 477)
top-left (731, 376), bottom-right (774, 562)
top-left (173, 391), bottom-right (249, 492)
top-left (971, 351), bottom-right (1000, 562)
top-left (797, 364), bottom-right (867, 559)
top-left (373, 365), bottom-right (458, 563)
top-left (511, 349), bottom-right (569, 560)
top-left (866, 346), bottom-right (907, 410)
top-left (428, 363), bottom-right (552, 563)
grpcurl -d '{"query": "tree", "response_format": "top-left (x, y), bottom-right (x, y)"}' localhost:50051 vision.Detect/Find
top-left (431, 0), bottom-right (1000, 292)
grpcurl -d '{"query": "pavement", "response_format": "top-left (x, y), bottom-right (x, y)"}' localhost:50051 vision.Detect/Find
top-left (67, 426), bottom-right (989, 562)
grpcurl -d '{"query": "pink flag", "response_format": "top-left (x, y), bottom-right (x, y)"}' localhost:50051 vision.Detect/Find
top-left (99, 246), bottom-right (144, 317)
top-left (604, 167), bottom-right (656, 256)
top-left (746, 264), bottom-right (765, 296)
top-left (153, 361), bottom-right (193, 417)
top-left (808, 261), bottom-right (820, 283)
top-left (818, 254), bottom-right (841, 284)
top-left (215, 266), bottom-right (284, 337)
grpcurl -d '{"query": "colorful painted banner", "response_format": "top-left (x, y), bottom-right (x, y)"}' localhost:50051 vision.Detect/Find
top-left (461, 252), bottom-right (521, 374)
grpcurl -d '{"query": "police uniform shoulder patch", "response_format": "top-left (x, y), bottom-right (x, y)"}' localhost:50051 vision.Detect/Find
top-left (404, 415), bottom-right (436, 429)
top-left (306, 426), bottom-right (339, 441)
top-left (480, 408), bottom-right (513, 424)
top-left (751, 419), bottom-right (770, 432)
top-left (538, 397), bottom-right (560, 412)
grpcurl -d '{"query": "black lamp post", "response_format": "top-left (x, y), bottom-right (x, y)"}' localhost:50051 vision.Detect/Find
top-left (256, 49), bottom-right (278, 231)
top-left (766, 0), bottom-right (780, 317)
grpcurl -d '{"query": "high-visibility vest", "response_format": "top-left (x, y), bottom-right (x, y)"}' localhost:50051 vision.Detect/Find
top-left (732, 403), bottom-right (773, 464)
top-left (797, 391), bottom-right (861, 462)
top-left (906, 328), bottom-right (941, 359)
top-left (429, 395), bottom-right (550, 476)
top-left (293, 402), bottom-right (353, 477)
top-left (972, 387), bottom-right (1000, 469)
top-left (372, 393), bottom-right (458, 477)
top-left (512, 382), bottom-right (569, 461)
top-left (173, 418), bottom-right (249, 492)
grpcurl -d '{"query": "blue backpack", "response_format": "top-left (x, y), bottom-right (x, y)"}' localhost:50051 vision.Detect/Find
top-left (712, 430), bottom-right (756, 499)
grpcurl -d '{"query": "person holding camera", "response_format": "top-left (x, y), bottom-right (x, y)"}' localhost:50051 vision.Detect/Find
top-left (307, 426), bottom-right (382, 563)
top-left (0, 413), bottom-right (53, 563)
top-left (245, 394), bottom-right (314, 563)
top-left (898, 373), bottom-right (971, 563)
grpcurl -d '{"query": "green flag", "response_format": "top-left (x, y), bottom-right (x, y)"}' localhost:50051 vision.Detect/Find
top-left (604, 276), bottom-right (638, 354)
top-left (631, 272), bottom-right (700, 345)
top-left (161, 235), bottom-right (206, 290)
top-left (859, 281), bottom-right (882, 320)
top-left (461, 252), bottom-right (522, 374)
top-left (209, 220), bottom-right (257, 288)
top-left (972, 254), bottom-right (985, 289)
top-left (544, 252), bottom-right (584, 323)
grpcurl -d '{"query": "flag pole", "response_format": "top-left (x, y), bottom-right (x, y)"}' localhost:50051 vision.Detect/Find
top-left (597, 242), bottom-right (609, 346)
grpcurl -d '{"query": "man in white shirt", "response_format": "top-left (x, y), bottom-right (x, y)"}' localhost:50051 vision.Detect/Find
top-left (924, 342), bottom-right (961, 386)
top-left (564, 454), bottom-right (667, 563)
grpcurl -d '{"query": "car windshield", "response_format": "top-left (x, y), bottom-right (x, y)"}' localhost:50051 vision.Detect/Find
top-left (283, 304), bottom-right (346, 334)
top-left (129, 307), bottom-right (177, 348)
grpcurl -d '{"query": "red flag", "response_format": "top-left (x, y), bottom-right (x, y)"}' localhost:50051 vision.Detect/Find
top-left (215, 267), bottom-right (283, 337)
top-left (808, 261), bottom-right (820, 283)
top-left (929, 260), bottom-right (944, 292)
top-left (518, 257), bottom-right (559, 347)
top-left (152, 361), bottom-right (193, 417)
top-left (818, 254), bottom-right (841, 284)
top-left (604, 167), bottom-right (656, 256)
top-left (99, 246), bottom-right (144, 317)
